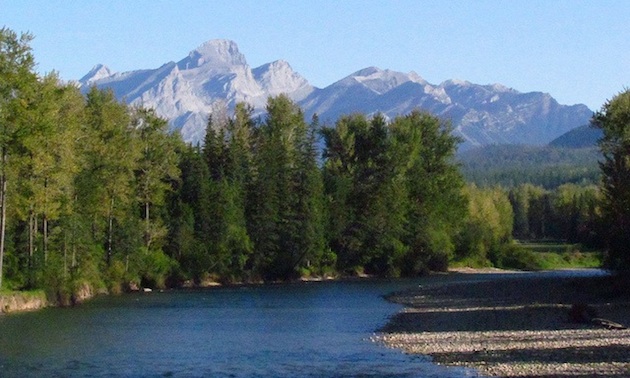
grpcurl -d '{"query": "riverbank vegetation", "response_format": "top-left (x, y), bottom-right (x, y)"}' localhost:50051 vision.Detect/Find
top-left (1, 28), bottom-right (628, 303)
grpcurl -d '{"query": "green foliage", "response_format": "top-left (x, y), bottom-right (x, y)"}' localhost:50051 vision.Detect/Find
top-left (482, 238), bottom-right (603, 272)
top-left (0, 28), bottom-right (39, 289)
top-left (490, 243), bottom-right (543, 271)
top-left (515, 242), bottom-right (602, 270)
top-left (247, 95), bottom-right (325, 280)
top-left (459, 144), bottom-right (601, 189)
top-left (507, 183), bottom-right (602, 246)
top-left (455, 185), bottom-right (513, 266)
top-left (0, 27), bottom-right (186, 295)
top-left (3, 26), bottom-right (618, 299)
top-left (593, 89), bottom-right (630, 271)
top-left (323, 110), bottom-right (466, 276)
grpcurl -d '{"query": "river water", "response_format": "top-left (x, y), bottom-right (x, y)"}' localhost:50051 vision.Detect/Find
top-left (0, 271), bottom-right (601, 377)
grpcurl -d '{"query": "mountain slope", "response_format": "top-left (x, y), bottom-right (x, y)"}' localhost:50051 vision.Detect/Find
top-left (79, 40), bottom-right (313, 142)
top-left (458, 144), bottom-right (601, 188)
top-left (549, 125), bottom-right (602, 148)
top-left (80, 39), bottom-right (592, 148)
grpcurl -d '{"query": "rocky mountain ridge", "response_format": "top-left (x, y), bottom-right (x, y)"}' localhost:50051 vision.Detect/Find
top-left (79, 39), bottom-right (593, 149)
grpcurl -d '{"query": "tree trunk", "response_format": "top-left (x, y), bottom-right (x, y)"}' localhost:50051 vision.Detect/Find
top-left (107, 197), bottom-right (114, 265)
top-left (43, 177), bottom-right (48, 264)
top-left (145, 201), bottom-right (150, 248)
top-left (28, 207), bottom-right (34, 287)
top-left (63, 231), bottom-right (67, 279)
top-left (43, 214), bottom-right (48, 264)
top-left (0, 150), bottom-right (7, 289)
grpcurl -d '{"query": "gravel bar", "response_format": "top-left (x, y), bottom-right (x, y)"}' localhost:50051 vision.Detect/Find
top-left (373, 272), bottom-right (630, 377)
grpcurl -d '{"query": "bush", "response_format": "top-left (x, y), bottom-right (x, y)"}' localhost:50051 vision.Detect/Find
top-left (490, 243), bottom-right (543, 270)
top-left (106, 260), bottom-right (127, 294)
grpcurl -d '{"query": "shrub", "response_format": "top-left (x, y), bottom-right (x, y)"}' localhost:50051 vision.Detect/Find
top-left (491, 244), bottom-right (543, 270)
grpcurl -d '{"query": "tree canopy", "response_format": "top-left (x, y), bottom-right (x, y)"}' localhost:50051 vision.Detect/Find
top-left (593, 89), bottom-right (630, 270)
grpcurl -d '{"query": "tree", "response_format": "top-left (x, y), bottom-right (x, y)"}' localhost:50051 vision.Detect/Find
top-left (457, 185), bottom-right (514, 266)
top-left (177, 145), bottom-right (213, 281)
top-left (593, 89), bottom-right (630, 270)
top-left (247, 95), bottom-right (324, 280)
top-left (132, 107), bottom-right (180, 250)
top-left (14, 75), bottom-right (83, 287)
top-left (0, 28), bottom-right (38, 288)
top-left (130, 107), bottom-right (180, 288)
top-left (323, 110), bottom-right (466, 276)
top-left (391, 111), bottom-right (467, 273)
top-left (79, 87), bottom-right (141, 271)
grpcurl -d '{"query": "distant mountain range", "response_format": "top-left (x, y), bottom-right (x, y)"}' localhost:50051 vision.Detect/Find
top-left (79, 39), bottom-right (593, 150)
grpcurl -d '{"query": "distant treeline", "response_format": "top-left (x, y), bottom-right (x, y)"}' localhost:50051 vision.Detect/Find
top-left (459, 144), bottom-right (601, 189)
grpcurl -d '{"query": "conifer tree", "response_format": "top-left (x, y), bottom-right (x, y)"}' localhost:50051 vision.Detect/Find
top-left (247, 95), bottom-right (323, 280)
top-left (593, 89), bottom-right (630, 270)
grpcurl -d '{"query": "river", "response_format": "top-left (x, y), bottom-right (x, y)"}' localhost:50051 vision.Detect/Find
top-left (0, 272), bottom-right (596, 377)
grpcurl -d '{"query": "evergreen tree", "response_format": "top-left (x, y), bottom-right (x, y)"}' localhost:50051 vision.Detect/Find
top-left (248, 95), bottom-right (323, 280)
top-left (200, 104), bottom-right (255, 282)
top-left (221, 103), bottom-right (255, 280)
top-left (593, 89), bottom-right (630, 270)
top-left (177, 145), bottom-right (213, 281)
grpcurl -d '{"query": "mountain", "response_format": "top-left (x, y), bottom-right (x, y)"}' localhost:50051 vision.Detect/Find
top-left (79, 40), bottom-right (592, 149)
top-left (79, 40), bottom-right (314, 142)
top-left (300, 69), bottom-right (592, 149)
top-left (549, 125), bottom-right (602, 148)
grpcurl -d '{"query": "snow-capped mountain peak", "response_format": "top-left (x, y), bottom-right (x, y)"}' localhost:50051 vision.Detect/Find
top-left (349, 67), bottom-right (427, 94)
top-left (441, 78), bottom-right (472, 87)
top-left (79, 64), bottom-right (114, 86)
top-left (252, 60), bottom-right (313, 99)
top-left (177, 39), bottom-right (247, 70)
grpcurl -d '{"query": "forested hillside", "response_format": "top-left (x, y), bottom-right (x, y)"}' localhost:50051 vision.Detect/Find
top-left (549, 125), bottom-right (602, 148)
top-left (459, 144), bottom-right (600, 189)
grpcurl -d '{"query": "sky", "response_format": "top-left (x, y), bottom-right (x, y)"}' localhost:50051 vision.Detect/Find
top-left (1, 0), bottom-right (628, 110)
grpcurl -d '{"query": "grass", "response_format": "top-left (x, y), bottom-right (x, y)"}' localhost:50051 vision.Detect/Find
top-left (452, 241), bottom-right (603, 272)
top-left (516, 240), bottom-right (602, 270)
top-left (0, 288), bottom-right (47, 298)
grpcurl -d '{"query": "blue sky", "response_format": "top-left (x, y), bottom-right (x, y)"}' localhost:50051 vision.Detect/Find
top-left (1, 0), bottom-right (628, 110)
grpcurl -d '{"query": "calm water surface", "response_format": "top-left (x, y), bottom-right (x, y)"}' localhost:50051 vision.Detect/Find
top-left (0, 271), bottom-right (601, 377)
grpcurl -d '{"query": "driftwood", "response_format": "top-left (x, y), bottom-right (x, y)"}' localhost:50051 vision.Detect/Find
top-left (568, 303), bottom-right (627, 330)
top-left (591, 317), bottom-right (627, 330)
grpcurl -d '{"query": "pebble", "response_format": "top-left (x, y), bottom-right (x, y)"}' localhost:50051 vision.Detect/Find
top-left (374, 274), bottom-right (630, 377)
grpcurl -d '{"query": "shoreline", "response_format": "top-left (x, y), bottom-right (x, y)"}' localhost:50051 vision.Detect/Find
top-left (374, 271), bottom-right (630, 377)
top-left (0, 290), bottom-right (48, 314)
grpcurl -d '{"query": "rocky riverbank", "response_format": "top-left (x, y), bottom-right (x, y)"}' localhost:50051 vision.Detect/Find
top-left (0, 290), bottom-right (48, 313)
top-left (0, 281), bottom-right (98, 314)
top-left (374, 272), bottom-right (630, 377)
